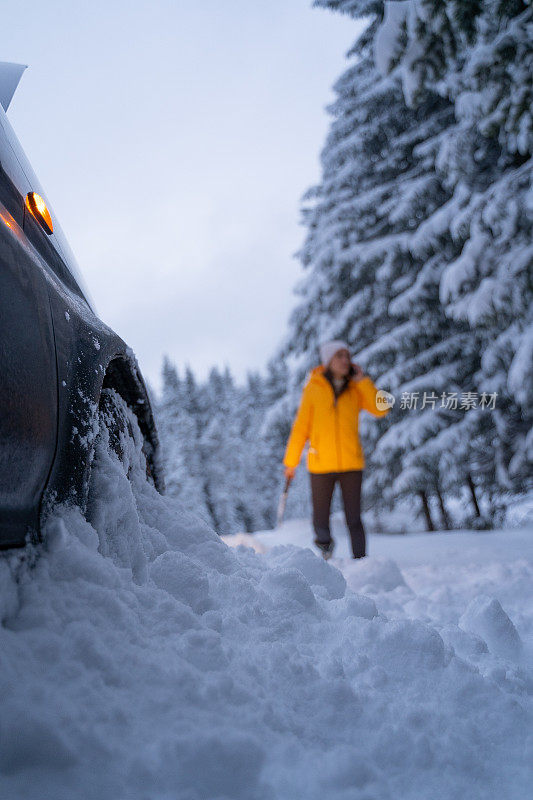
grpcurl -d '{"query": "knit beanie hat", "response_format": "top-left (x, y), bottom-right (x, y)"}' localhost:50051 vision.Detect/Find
top-left (319, 340), bottom-right (350, 367)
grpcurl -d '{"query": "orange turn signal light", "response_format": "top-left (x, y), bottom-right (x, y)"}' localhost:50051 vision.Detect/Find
top-left (25, 191), bottom-right (53, 235)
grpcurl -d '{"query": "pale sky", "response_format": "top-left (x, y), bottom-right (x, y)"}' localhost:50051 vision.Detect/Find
top-left (3, 0), bottom-right (361, 391)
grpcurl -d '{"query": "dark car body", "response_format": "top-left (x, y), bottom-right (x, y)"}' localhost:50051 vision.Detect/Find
top-left (0, 70), bottom-right (164, 548)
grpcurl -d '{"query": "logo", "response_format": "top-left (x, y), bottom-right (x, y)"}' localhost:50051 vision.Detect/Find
top-left (376, 390), bottom-right (395, 410)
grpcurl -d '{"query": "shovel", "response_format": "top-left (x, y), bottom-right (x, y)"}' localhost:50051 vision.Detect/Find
top-left (276, 475), bottom-right (293, 528)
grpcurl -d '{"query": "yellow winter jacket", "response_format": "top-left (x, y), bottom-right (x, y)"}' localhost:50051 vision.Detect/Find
top-left (283, 365), bottom-right (391, 473)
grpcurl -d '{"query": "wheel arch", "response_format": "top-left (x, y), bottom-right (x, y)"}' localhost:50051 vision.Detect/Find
top-left (40, 346), bottom-right (165, 538)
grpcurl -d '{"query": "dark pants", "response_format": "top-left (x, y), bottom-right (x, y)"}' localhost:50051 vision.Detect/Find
top-left (310, 470), bottom-right (366, 558)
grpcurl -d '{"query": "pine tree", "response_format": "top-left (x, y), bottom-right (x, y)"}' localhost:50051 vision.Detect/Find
top-left (271, 0), bottom-right (532, 528)
top-left (156, 358), bottom-right (214, 528)
top-left (198, 367), bottom-right (249, 535)
top-left (375, 0), bottom-right (533, 502)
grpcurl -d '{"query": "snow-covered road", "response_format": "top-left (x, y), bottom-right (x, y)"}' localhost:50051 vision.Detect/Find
top-left (254, 514), bottom-right (533, 662)
top-left (1, 423), bottom-right (531, 800)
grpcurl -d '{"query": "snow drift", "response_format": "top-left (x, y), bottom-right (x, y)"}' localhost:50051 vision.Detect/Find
top-left (0, 407), bottom-right (531, 800)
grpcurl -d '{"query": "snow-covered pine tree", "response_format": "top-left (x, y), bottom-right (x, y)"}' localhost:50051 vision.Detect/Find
top-left (156, 357), bottom-right (184, 501)
top-left (199, 366), bottom-right (250, 535)
top-left (375, 0), bottom-right (533, 509)
top-left (156, 358), bottom-right (214, 527)
top-left (234, 368), bottom-right (274, 531)
top-left (159, 359), bottom-right (291, 535)
top-left (271, 0), bottom-right (530, 527)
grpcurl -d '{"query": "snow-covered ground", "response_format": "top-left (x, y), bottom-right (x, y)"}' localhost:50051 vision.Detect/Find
top-left (0, 416), bottom-right (531, 799)
top-left (249, 514), bottom-right (533, 666)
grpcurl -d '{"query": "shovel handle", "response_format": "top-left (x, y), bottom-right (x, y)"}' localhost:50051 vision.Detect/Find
top-left (276, 475), bottom-right (294, 528)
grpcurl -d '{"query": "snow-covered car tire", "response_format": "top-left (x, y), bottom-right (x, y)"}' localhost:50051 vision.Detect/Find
top-left (97, 388), bottom-right (135, 471)
top-left (85, 389), bottom-right (153, 578)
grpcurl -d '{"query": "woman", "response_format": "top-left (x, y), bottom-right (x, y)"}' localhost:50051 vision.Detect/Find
top-left (282, 340), bottom-right (391, 559)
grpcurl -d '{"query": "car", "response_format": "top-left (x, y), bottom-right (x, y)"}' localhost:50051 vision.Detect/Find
top-left (0, 62), bottom-right (164, 549)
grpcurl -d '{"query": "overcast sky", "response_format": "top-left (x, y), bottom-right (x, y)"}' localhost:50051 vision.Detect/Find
top-left (4, 0), bottom-right (361, 391)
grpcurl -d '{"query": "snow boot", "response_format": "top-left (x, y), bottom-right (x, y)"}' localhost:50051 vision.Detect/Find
top-left (316, 539), bottom-right (335, 560)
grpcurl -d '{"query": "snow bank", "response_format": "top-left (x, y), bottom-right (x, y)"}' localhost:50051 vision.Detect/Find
top-left (460, 595), bottom-right (522, 660)
top-left (1, 414), bottom-right (532, 799)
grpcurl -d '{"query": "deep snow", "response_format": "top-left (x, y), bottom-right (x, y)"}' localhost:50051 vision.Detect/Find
top-left (0, 411), bottom-right (531, 800)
